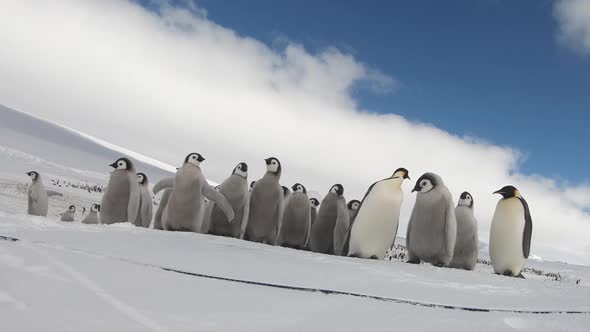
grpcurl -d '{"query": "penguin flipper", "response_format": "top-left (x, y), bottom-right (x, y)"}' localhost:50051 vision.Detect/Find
top-left (203, 184), bottom-right (235, 222)
top-left (153, 177), bottom-right (174, 195)
top-left (127, 174), bottom-right (141, 225)
top-left (46, 190), bottom-right (63, 197)
top-left (518, 197), bottom-right (533, 259)
top-left (239, 194), bottom-right (250, 239)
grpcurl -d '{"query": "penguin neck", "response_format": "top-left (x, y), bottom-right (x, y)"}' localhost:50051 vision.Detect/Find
top-left (387, 176), bottom-right (404, 188)
top-left (264, 170), bottom-right (281, 179)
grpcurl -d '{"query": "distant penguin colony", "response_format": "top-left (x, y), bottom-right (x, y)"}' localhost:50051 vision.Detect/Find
top-left (24, 151), bottom-right (535, 278)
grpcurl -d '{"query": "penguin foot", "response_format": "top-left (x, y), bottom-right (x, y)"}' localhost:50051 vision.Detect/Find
top-left (407, 258), bottom-right (420, 264)
top-left (502, 270), bottom-right (513, 277)
top-left (515, 273), bottom-right (526, 279)
top-left (348, 253), bottom-right (359, 258)
top-left (369, 255), bottom-right (379, 260)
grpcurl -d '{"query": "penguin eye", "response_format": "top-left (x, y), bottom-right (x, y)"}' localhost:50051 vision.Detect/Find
top-left (421, 180), bottom-right (427, 187)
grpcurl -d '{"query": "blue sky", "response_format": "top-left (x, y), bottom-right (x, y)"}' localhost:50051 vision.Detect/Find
top-left (146, 0), bottom-right (590, 183)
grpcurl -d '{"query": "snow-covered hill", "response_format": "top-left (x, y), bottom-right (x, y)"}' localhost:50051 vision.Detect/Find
top-left (1, 105), bottom-right (590, 331)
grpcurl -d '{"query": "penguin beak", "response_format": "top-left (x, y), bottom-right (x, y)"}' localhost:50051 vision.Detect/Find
top-left (265, 158), bottom-right (271, 165)
top-left (404, 173), bottom-right (411, 180)
top-left (242, 164), bottom-right (248, 172)
top-left (411, 183), bottom-right (421, 193)
top-left (493, 189), bottom-right (504, 195)
top-left (109, 162), bottom-right (117, 168)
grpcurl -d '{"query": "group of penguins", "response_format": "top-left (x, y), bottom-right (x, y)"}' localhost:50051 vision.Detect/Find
top-left (25, 152), bottom-right (533, 278)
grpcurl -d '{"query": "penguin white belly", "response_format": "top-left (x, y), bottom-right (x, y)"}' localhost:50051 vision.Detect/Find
top-left (489, 199), bottom-right (525, 275)
top-left (349, 182), bottom-right (402, 259)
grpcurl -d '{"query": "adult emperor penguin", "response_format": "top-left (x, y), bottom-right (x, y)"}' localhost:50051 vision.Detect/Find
top-left (208, 162), bottom-right (249, 238)
top-left (154, 153), bottom-right (235, 232)
top-left (82, 204), bottom-right (100, 224)
top-left (449, 192), bottom-right (478, 270)
top-left (153, 189), bottom-right (171, 230)
top-left (26, 171), bottom-right (63, 217)
top-left (348, 168), bottom-right (410, 260)
top-left (277, 183), bottom-right (312, 249)
top-left (60, 205), bottom-right (76, 222)
top-left (406, 172), bottom-right (457, 267)
top-left (100, 157), bottom-right (140, 224)
top-left (244, 157), bottom-right (283, 244)
top-left (134, 172), bottom-right (153, 228)
top-left (310, 184), bottom-right (349, 255)
top-left (489, 186), bottom-right (532, 278)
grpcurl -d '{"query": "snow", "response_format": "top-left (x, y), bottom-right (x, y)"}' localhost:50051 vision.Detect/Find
top-left (1, 105), bottom-right (590, 331)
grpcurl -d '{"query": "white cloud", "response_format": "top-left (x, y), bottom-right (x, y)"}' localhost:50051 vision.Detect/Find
top-left (1, 0), bottom-right (590, 264)
top-left (555, 0), bottom-right (590, 54)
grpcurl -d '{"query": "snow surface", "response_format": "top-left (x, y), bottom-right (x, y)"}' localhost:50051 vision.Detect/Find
top-left (1, 105), bottom-right (590, 331)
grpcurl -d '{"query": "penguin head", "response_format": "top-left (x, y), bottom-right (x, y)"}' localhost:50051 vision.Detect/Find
top-left (109, 157), bottom-right (132, 171)
top-left (347, 200), bottom-right (361, 210)
top-left (184, 153), bottom-right (205, 167)
top-left (249, 181), bottom-right (256, 191)
top-left (282, 186), bottom-right (291, 197)
top-left (91, 204), bottom-right (100, 212)
top-left (265, 157), bottom-right (281, 175)
top-left (26, 171), bottom-right (39, 181)
top-left (392, 168), bottom-right (411, 180)
top-left (233, 162), bottom-right (248, 178)
top-left (493, 185), bottom-right (521, 199)
top-left (68, 205), bottom-right (76, 212)
top-left (137, 173), bottom-right (148, 185)
top-left (292, 183), bottom-right (307, 194)
top-left (310, 198), bottom-right (320, 208)
top-left (458, 192), bottom-right (474, 208)
top-left (329, 184), bottom-right (344, 196)
top-left (412, 173), bottom-right (438, 193)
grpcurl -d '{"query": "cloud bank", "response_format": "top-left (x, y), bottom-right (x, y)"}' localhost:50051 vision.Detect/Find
top-left (555, 0), bottom-right (590, 55)
top-left (1, 0), bottom-right (589, 264)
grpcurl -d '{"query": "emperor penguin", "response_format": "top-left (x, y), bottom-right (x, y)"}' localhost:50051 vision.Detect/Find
top-left (154, 153), bottom-right (234, 232)
top-left (26, 171), bottom-right (63, 217)
top-left (244, 157), bottom-right (283, 244)
top-left (100, 158), bottom-right (140, 224)
top-left (60, 205), bottom-right (76, 222)
top-left (304, 197), bottom-right (320, 250)
top-left (310, 184), bottom-right (349, 255)
top-left (489, 186), bottom-right (532, 278)
top-left (449, 192), bottom-right (478, 270)
top-left (153, 189), bottom-right (171, 230)
top-left (349, 168), bottom-right (410, 260)
top-left (82, 204), bottom-right (100, 224)
top-left (406, 172), bottom-right (457, 267)
top-left (208, 162), bottom-right (249, 238)
top-left (135, 173), bottom-right (153, 228)
top-left (277, 183), bottom-right (311, 249)
top-left (347, 200), bottom-right (361, 224)
top-left (341, 199), bottom-right (361, 257)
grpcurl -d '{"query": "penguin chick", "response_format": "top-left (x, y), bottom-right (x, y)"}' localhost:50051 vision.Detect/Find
top-left (277, 183), bottom-right (311, 249)
top-left (449, 192), bottom-right (478, 271)
top-left (406, 173), bottom-right (456, 267)
top-left (82, 204), bottom-right (100, 224)
top-left (135, 172), bottom-right (153, 228)
top-left (60, 205), bottom-right (76, 222)
top-left (100, 158), bottom-right (140, 224)
top-left (244, 157), bottom-right (283, 244)
top-left (310, 184), bottom-right (349, 255)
